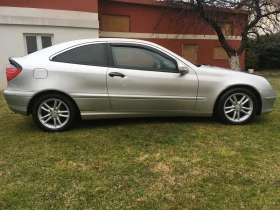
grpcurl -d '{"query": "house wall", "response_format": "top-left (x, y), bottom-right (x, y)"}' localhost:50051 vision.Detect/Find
top-left (99, 0), bottom-right (245, 70)
top-left (0, 0), bottom-right (98, 13)
top-left (0, 4), bottom-right (99, 90)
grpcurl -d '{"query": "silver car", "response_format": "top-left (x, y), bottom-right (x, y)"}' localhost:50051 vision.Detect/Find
top-left (3, 38), bottom-right (277, 131)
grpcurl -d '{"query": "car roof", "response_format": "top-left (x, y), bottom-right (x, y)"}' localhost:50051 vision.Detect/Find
top-left (67, 38), bottom-right (150, 43)
top-left (61, 38), bottom-right (153, 44)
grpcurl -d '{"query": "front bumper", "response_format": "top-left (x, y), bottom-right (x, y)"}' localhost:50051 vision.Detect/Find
top-left (3, 90), bottom-right (33, 115)
top-left (259, 88), bottom-right (277, 115)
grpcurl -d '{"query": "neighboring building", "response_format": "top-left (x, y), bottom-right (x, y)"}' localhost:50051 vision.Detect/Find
top-left (0, 0), bottom-right (245, 90)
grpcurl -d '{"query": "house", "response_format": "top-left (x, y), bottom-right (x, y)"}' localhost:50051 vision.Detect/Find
top-left (0, 0), bottom-right (245, 90)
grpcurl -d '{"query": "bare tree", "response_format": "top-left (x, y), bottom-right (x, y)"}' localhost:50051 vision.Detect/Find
top-left (155, 0), bottom-right (280, 70)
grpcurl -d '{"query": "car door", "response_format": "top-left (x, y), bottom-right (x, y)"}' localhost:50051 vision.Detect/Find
top-left (106, 43), bottom-right (198, 111)
top-left (49, 42), bottom-right (111, 112)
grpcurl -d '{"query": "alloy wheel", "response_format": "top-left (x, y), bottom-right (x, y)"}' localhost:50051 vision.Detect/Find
top-left (37, 98), bottom-right (70, 129)
top-left (223, 93), bottom-right (253, 123)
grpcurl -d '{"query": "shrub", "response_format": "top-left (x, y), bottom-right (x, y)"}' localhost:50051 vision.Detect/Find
top-left (246, 33), bottom-right (280, 70)
top-left (245, 49), bottom-right (259, 70)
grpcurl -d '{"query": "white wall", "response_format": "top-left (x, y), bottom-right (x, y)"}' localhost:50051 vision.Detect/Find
top-left (0, 7), bottom-right (99, 90)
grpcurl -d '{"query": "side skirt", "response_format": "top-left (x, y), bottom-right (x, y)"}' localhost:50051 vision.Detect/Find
top-left (80, 111), bottom-right (212, 120)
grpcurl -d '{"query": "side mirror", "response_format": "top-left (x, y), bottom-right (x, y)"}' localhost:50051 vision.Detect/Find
top-left (178, 65), bottom-right (189, 75)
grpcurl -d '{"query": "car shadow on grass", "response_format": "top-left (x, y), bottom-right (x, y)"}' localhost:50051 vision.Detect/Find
top-left (75, 116), bottom-right (217, 129)
top-left (74, 115), bottom-right (271, 130)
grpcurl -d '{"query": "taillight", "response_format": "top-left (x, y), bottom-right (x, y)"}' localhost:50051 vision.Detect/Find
top-left (6, 67), bottom-right (22, 81)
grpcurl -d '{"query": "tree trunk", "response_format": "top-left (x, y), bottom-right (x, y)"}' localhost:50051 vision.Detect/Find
top-left (229, 55), bottom-right (241, 71)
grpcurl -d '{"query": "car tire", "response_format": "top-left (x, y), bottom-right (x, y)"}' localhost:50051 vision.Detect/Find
top-left (32, 94), bottom-right (77, 132)
top-left (217, 88), bottom-right (258, 125)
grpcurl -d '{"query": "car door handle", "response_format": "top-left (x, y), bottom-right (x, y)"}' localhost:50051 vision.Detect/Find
top-left (109, 72), bottom-right (125, 78)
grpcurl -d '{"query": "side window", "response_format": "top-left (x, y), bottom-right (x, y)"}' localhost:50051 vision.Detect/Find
top-left (24, 34), bottom-right (53, 54)
top-left (26, 36), bottom-right (38, 54)
top-left (111, 46), bottom-right (177, 72)
top-left (52, 44), bottom-right (107, 66)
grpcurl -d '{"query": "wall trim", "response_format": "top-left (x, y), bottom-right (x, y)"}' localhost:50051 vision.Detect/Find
top-left (100, 31), bottom-right (242, 40)
top-left (0, 7), bottom-right (99, 29)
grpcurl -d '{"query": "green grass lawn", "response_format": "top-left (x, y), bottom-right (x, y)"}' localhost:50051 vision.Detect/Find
top-left (0, 71), bottom-right (280, 210)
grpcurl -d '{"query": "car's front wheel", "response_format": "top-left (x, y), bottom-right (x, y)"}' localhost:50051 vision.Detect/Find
top-left (32, 94), bottom-right (76, 132)
top-left (217, 88), bottom-right (258, 125)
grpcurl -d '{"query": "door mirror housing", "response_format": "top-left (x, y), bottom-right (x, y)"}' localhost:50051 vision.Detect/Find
top-left (178, 65), bottom-right (189, 75)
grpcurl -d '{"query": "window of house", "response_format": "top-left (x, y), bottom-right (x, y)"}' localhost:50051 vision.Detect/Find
top-left (111, 46), bottom-right (177, 72)
top-left (221, 23), bottom-right (233, 36)
top-left (213, 47), bottom-right (228, 59)
top-left (52, 43), bottom-right (107, 67)
top-left (102, 14), bottom-right (130, 32)
top-left (24, 34), bottom-right (53, 54)
top-left (182, 44), bottom-right (197, 63)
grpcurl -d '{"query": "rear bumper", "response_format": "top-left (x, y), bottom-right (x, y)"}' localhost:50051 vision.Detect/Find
top-left (259, 88), bottom-right (277, 115)
top-left (3, 90), bottom-right (33, 115)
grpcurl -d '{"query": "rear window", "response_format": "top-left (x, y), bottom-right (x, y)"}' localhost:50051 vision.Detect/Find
top-left (52, 43), bottom-right (107, 66)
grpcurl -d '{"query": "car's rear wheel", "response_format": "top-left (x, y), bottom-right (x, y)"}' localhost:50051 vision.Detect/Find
top-left (217, 88), bottom-right (258, 125)
top-left (32, 94), bottom-right (76, 132)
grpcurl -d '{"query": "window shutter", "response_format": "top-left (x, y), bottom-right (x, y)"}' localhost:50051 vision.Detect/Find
top-left (213, 47), bottom-right (228, 59)
top-left (221, 23), bottom-right (232, 36)
top-left (182, 44), bottom-right (197, 63)
top-left (102, 14), bottom-right (130, 32)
